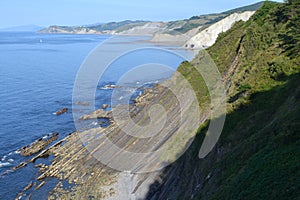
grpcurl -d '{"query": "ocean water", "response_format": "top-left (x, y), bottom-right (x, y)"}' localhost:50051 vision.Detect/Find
top-left (0, 32), bottom-right (193, 198)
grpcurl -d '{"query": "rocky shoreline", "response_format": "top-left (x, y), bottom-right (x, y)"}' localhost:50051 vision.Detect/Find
top-left (19, 132), bottom-right (59, 157)
top-left (6, 72), bottom-right (209, 199)
top-left (3, 45), bottom-right (232, 200)
top-left (3, 18), bottom-right (235, 198)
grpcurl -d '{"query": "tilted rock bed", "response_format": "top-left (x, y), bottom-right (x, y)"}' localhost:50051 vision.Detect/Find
top-left (12, 76), bottom-right (209, 199)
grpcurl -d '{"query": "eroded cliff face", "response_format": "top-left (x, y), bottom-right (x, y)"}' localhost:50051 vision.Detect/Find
top-left (38, 2), bottom-right (263, 41)
top-left (116, 22), bottom-right (167, 36)
top-left (184, 11), bottom-right (255, 49)
top-left (150, 27), bottom-right (201, 46)
top-left (38, 26), bottom-right (101, 34)
top-left (10, 2), bottom-right (300, 200)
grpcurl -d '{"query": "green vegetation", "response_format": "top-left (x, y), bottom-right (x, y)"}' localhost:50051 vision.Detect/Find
top-left (43, 20), bottom-right (150, 33)
top-left (238, 84), bottom-right (252, 92)
top-left (41, 2), bottom-right (265, 35)
top-left (222, 1), bottom-right (265, 14)
top-left (177, 61), bottom-right (210, 109)
top-left (87, 20), bottom-right (149, 32)
top-left (146, 1), bottom-right (300, 199)
top-left (173, 1), bottom-right (265, 34)
top-left (278, 0), bottom-right (300, 58)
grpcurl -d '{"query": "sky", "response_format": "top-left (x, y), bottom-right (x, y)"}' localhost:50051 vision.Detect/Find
top-left (0, 0), bottom-right (284, 28)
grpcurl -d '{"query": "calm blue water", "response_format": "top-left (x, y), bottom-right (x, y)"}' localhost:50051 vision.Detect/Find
top-left (0, 32), bottom-right (192, 199)
top-left (0, 32), bottom-right (108, 156)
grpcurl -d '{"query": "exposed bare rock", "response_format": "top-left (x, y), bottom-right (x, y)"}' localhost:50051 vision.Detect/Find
top-left (80, 109), bottom-right (112, 120)
top-left (184, 11), bottom-right (255, 49)
top-left (134, 88), bottom-right (158, 106)
top-left (19, 132), bottom-right (58, 156)
top-left (35, 163), bottom-right (48, 172)
top-left (102, 104), bottom-right (109, 109)
top-left (13, 162), bottom-right (27, 170)
top-left (9, 46), bottom-right (226, 200)
top-left (150, 26), bottom-right (202, 46)
top-left (117, 22), bottom-right (166, 36)
top-left (35, 181), bottom-right (45, 190)
top-left (23, 182), bottom-right (33, 191)
top-left (53, 108), bottom-right (68, 115)
top-left (15, 192), bottom-right (23, 200)
top-left (11, 70), bottom-right (207, 199)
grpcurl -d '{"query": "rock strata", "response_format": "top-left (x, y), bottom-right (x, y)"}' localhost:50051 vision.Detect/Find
top-left (19, 132), bottom-right (58, 156)
top-left (80, 109), bottom-right (112, 120)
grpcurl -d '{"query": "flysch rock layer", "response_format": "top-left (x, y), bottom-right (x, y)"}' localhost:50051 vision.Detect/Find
top-left (12, 69), bottom-right (210, 200)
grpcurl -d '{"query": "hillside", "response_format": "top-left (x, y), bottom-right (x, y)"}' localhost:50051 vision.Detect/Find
top-left (184, 11), bottom-right (255, 49)
top-left (38, 2), bottom-right (264, 36)
top-left (145, 1), bottom-right (300, 199)
top-left (8, 1), bottom-right (300, 199)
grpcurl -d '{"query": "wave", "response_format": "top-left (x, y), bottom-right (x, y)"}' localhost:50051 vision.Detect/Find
top-left (100, 84), bottom-right (118, 90)
top-left (1, 155), bottom-right (7, 161)
top-left (7, 150), bottom-right (20, 156)
top-left (0, 162), bottom-right (11, 168)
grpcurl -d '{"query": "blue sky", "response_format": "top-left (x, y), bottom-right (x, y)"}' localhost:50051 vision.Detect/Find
top-left (0, 0), bottom-right (283, 28)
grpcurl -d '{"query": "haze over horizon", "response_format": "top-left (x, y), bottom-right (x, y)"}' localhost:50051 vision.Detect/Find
top-left (0, 0), bottom-right (283, 29)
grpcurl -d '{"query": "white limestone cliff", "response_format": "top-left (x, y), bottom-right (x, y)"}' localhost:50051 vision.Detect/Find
top-left (184, 11), bottom-right (255, 49)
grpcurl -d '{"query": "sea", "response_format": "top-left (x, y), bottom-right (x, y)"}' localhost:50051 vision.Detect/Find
top-left (0, 32), bottom-right (194, 199)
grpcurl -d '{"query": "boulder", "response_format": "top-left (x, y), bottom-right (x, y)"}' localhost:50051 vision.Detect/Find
top-left (102, 104), bottom-right (109, 109)
top-left (53, 108), bottom-right (68, 115)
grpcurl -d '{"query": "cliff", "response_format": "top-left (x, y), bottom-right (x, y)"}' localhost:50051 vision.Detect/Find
top-left (184, 11), bottom-right (255, 49)
top-left (8, 1), bottom-right (300, 199)
top-left (38, 2), bottom-right (264, 41)
top-left (146, 1), bottom-right (300, 199)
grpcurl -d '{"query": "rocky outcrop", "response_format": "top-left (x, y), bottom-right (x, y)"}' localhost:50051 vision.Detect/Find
top-left (53, 108), bottom-right (68, 115)
top-left (8, 4), bottom-right (269, 199)
top-left (11, 70), bottom-right (205, 199)
top-left (184, 11), bottom-right (255, 49)
top-left (19, 132), bottom-right (58, 156)
top-left (80, 109), bottom-right (112, 120)
top-left (102, 104), bottom-right (109, 109)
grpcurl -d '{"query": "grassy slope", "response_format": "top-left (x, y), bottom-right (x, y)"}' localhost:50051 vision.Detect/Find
top-left (145, 1), bottom-right (300, 199)
top-left (174, 1), bottom-right (265, 34)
